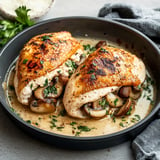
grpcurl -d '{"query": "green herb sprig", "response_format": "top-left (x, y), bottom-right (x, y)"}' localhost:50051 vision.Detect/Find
top-left (83, 44), bottom-right (96, 54)
top-left (0, 6), bottom-right (35, 47)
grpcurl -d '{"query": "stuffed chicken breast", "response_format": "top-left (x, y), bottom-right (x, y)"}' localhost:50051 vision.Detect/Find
top-left (63, 46), bottom-right (146, 119)
top-left (14, 31), bottom-right (84, 113)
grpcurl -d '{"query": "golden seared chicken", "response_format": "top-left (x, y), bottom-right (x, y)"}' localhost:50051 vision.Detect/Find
top-left (63, 46), bottom-right (146, 119)
top-left (14, 31), bottom-right (84, 113)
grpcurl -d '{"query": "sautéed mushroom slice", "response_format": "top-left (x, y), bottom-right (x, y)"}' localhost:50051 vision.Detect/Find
top-left (83, 85), bottom-right (142, 118)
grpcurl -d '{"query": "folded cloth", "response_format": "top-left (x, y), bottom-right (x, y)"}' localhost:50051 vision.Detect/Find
top-left (132, 120), bottom-right (160, 160)
top-left (98, 3), bottom-right (160, 160)
top-left (98, 3), bottom-right (160, 48)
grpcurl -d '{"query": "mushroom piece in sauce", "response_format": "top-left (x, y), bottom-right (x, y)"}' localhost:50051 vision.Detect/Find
top-left (30, 99), bottom-right (56, 113)
top-left (83, 99), bottom-right (107, 118)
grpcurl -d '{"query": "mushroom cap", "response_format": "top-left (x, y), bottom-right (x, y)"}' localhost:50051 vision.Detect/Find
top-left (0, 0), bottom-right (54, 20)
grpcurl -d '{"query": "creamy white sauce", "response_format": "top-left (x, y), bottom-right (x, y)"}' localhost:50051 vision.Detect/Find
top-left (4, 38), bottom-right (155, 137)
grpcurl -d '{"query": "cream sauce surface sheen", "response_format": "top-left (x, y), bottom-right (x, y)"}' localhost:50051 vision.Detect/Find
top-left (4, 38), bottom-right (154, 137)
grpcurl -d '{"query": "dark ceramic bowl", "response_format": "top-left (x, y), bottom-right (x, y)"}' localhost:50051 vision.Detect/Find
top-left (0, 17), bottom-right (160, 150)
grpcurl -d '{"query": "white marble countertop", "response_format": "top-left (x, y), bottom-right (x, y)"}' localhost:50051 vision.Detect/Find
top-left (0, 0), bottom-right (160, 159)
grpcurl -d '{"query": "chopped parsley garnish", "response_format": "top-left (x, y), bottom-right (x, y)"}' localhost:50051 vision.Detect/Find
top-left (40, 60), bottom-right (44, 64)
top-left (70, 122), bottom-right (77, 126)
top-left (75, 132), bottom-right (81, 136)
top-left (87, 69), bottom-right (95, 74)
top-left (34, 70), bottom-right (38, 74)
top-left (51, 115), bottom-right (58, 118)
top-left (58, 40), bottom-right (67, 43)
top-left (106, 110), bottom-right (109, 115)
top-left (70, 121), bottom-right (77, 130)
top-left (41, 35), bottom-right (51, 41)
top-left (137, 84), bottom-right (142, 90)
top-left (65, 60), bottom-right (78, 70)
top-left (83, 44), bottom-right (96, 54)
top-left (49, 115), bottom-right (65, 131)
top-left (56, 126), bottom-right (64, 131)
top-left (146, 75), bottom-right (154, 85)
top-left (131, 114), bottom-right (141, 123)
top-left (50, 120), bottom-right (56, 129)
top-left (68, 69), bottom-right (73, 77)
top-left (30, 83), bottom-right (33, 89)
top-left (99, 48), bottom-right (108, 53)
top-left (126, 106), bottom-right (132, 115)
top-left (10, 107), bottom-right (21, 117)
top-left (92, 62), bottom-right (97, 66)
top-left (26, 120), bottom-right (31, 124)
top-left (75, 125), bottom-right (95, 136)
top-left (52, 118), bottom-right (57, 122)
top-left (142, 75), bottom-right (154, 105)
top-left (75, 73), bottom-right (80, 77)
top-left (90, 74), bottom-right (96, 80)
top-left (77, 125), bottom-right (92, 132)
top-left (119, 122), bottom-right (124, 127)
top-left (134, 114), bottom-right (141, 121)
top-left (10, 107), bottom-right (15, 112)
top-left (112, 116), bottom-right (116, 123)
top-left (23, 59), bottom-right (28, 64)
top-left (114, 98), bottom-right (118, 106)
top-left (110, 114), bottom-right (116, 123)
top-left (90, 47), bottom-right (96, 52)
top-left (83, 44), bottom-right (91, 50)
top-left (80, 64), bottom-right (86, 69)
top-left (57, 70), bottom-right (61, 74)
top-left (81, 53), bottom-right (86, 57)
top-left (69, 122), bottom-right (95, 136)
top-left (147, 95), bottom-right (154, 105)
top-left (43, 85), bottom-right (57, 97)
top-left (99, 98), bottom-right (108, 108)
top-left (43, 79), bottom-right (48, 87)
top-left (49, 41), bottom-right (54, 45)
top-left (53, 43), bottom-right (59, 47)
top-left (121, 116), bottom-right (126, 121)
top-left (59, 40), bottom-right (62, 43)
top-left (38, 117), bottom-right (42, 120)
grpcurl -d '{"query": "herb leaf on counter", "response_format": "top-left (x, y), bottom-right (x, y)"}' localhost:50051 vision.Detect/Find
top-left (0, 6), bottom-right (35, 48)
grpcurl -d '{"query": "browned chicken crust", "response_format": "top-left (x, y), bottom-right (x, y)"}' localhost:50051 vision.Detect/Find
top-left (16, 31), bottom-right (82, 95)
top-left (71, 46), bottom-right (143, 97)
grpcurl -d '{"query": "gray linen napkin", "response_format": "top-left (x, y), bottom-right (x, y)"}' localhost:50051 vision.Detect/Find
top-left (98, 3), bottom-right (160, 160)
top-left (98, 3), bottom-right (160, 48)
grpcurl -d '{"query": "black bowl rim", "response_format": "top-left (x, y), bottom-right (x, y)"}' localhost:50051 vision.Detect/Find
top-left (0, 16), bottom-right (160, 141)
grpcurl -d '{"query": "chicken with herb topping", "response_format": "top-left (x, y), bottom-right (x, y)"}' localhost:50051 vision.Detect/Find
top-left (63, 46), bottom-right (146, 119)
top-left (14, 31), bottom-right (84, 113)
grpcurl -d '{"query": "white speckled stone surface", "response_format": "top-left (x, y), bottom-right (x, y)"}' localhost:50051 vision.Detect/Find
top-left (0, 0), bottom-right (160, 159)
